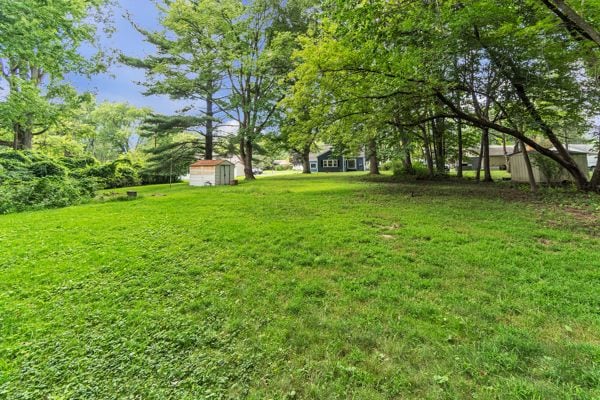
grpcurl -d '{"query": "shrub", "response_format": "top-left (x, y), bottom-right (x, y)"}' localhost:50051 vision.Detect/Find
top-left (83, 160), bottom-right (141, 189)
top-left (392, 160), bottom-right (436, 180)
top-left (381, 161), bottom-right (393, 171)
top-left (0, 151), bottom-right (32, 181)
top-left (0, 177), bottom-right (95, 214)
top-left (139, 170), bottom-right (181, 185)
top-left (30, 160), bottom-right (67, 177)
top-left (530, 153), bottom-right (564, 183)
top-left (0, 150), bottom-right (101, 214)
top-left (60, 155), bottom-right (97, 170)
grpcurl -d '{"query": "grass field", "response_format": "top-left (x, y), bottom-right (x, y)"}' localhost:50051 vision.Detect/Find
top-left (1, 173), bottom-right (599, 399)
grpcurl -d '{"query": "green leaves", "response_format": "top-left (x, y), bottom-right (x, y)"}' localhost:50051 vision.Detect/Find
top-left (0, 0), bottom-right (110, 149)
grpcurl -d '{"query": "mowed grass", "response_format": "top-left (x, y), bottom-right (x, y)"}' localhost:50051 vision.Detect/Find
top-left (0, 174), bottom-right (599, 399)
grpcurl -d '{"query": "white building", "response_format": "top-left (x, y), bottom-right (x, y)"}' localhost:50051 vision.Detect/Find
top-left (189, 160), bottom-right (235, 186)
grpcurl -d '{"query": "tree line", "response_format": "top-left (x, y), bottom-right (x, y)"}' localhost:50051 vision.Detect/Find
top-left (284, 0), bottom-right (600, 191)
top-left (1, 0), bottom-right (599, 191)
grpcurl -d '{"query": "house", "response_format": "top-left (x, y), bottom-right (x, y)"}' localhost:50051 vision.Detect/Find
top-left (224, 155), bottom-right (245, 177)
top-left (309, 146), bottom-right (366, 173)
top-left (189, 160), bottom-right (235, 186)
top-left (464, 145), bottom-right (512, 170)
top-left (510, 145), bottom-right (589, 184)
top-left (567, 144), bottom-right (597, 170)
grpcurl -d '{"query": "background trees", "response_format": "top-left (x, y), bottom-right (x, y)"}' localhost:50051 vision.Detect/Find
top-left (0, 0), bottom-right (109, 149)
top-left (283, 0), bottom-right (600, 191)
top-left (1, 0), bottom-right (599, 193)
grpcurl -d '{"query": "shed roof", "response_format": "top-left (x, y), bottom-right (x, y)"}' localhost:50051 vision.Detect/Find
top-left (567, 144), bottom-right (597, 154)
top-left (190, 160), bottom-right (233, 167)
top-left (510, 147), bottom-right (589, 156)
top-left (467, 145), bottom-right (516, 157)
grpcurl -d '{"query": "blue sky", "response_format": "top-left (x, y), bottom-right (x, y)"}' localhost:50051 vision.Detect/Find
top-left (67, 0), bottom-right (188, 114)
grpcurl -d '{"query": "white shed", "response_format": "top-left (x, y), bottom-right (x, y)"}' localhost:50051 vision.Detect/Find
top-left (510, 148), bottom-right (589, 184)
top-left (189, 160), bottom-right (235, 186)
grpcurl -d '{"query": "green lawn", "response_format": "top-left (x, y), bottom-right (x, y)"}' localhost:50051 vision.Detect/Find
top-left (1, 174), bottom-right (599, 399)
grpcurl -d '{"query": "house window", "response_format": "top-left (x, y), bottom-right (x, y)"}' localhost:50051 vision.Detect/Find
top-left (347, 159), bottom-right (357, 169)
top-left (322, 159), bottom-right (338, 168)
top-left (310, 162), bottom-right (317, 170)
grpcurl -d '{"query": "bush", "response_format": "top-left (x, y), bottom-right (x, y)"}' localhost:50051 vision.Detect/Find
top-left (530, 153), bottom-right (563, 183)
top-left (0, 151), bottom-right (33, 181)
top-left (0, 176), bottom-right (96, 214)
top-left (0, 150), bottom-right (101, 214)
top-left (83, 160), bottom-right (141, 189)
top-left (381, 161), bottom-right (393, 171)
top-left (139, 170), bottom-right (181, 185)
top-left (30, 160), bottom-right (67, 177)
top-left (60, 155), bottom-right (97, 170)
top-left (392, 160), bottom-right (435, 180)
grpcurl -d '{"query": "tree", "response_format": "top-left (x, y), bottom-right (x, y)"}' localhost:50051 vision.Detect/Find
top-left (540, 0), bottom-right (600, 190)
top-left (143, 134), bottom-right (204, 185)
top-left (289, 0), bottom-right (600, 190)
top-left (88, 102), bottom-right (151, 161)
top-left (0, 0), bottom-right (109, 149)
top-left (121, 0), bottom-right (229, 160)
top-left (215, 0), bottom-right (310, 179)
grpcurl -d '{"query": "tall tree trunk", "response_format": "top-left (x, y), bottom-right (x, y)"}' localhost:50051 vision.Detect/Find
top-left (421, 126), bottom-right (434, 177)
top-left (13, 124), bottom-right (33, 150)
top-left (502, 133), bottom-right (510, 172)
top-left (241, 139), bottom-right (255, 180)
top-left (401, 132), bottom-right (413, 173)
top-left (301, 145), bottom-right (311, 174)
top-left (520, 140), bottom-right (538, 193)
top-left (590, 147), bottom-right (600, 191)
top-left (457, 118), bottom-right (463, 178)
top-left (368, 138), bottom-right (380, 175)
top-left (431, 119), bottom-right (446, 174)
top-left (475, 135), bottom-right (484, 182)
top-left (205, 94), bottom-right (214, 160)
top-left (482, 127), bottom-right (492, 182)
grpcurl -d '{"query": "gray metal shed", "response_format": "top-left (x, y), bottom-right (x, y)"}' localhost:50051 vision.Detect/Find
top-left (510, 148), bottom-right (589, 184)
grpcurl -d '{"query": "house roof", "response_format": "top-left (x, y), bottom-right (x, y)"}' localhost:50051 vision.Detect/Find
top-left (190, 160), bottom-right (233, 167)
top-left (309, 144), bottom-right (365, 160)
top-left (467, 145), bottom-right (516, 157)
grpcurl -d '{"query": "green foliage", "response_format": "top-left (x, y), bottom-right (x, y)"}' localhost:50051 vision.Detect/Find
top-left (29, 160), bottom-right (67, 178)
top-left (83, 159), bottom-right (142, 189)
top-left (392, 160), bottom-right (432, 180)
top-left (0, 176), bottom-right (95, 214)
top-left (0, 0), bottom-right (110, 149)
top-left (0, 150), bottom-right (100, 213)
top-left (141, 136), bottom-right (201, 184)
top-left (0, 149), bottom-right (147, 214)
top-left (531, 152), bottom-right (565, 183)
top-left (87, 102), bottom-right (152, 161)
top-left (59, 155), bottom-right (98, 170)
top-left (286, 0), bottom-right (600, 188)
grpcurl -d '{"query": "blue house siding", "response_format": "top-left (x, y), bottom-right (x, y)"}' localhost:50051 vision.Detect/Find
top-left (311, 150), bottom-right (366, 172)
top-left (317, 150), bottom-right (344, 172)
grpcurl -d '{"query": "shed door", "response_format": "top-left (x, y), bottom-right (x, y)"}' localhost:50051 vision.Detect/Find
top-left (223, 165), bottom-right (230, 184)
top-left (219, 165), bottom-right (230, 184)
